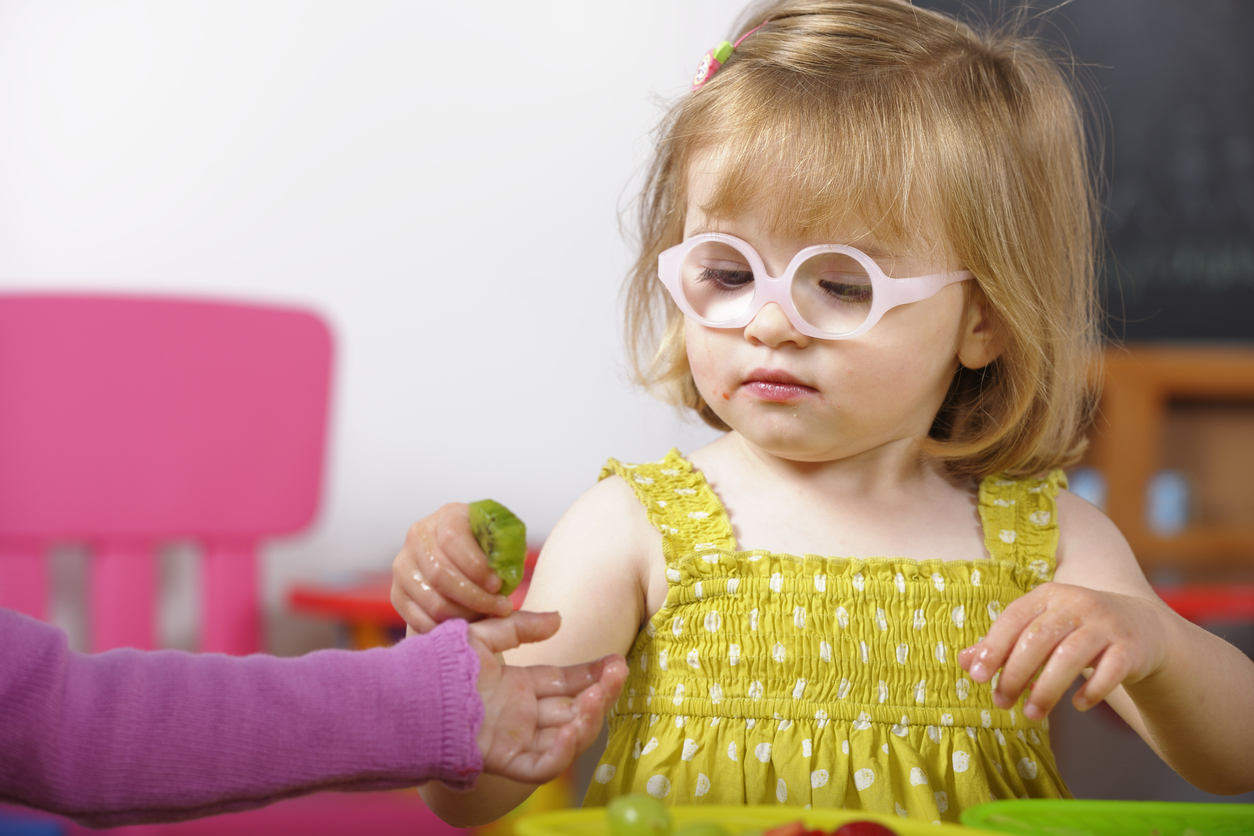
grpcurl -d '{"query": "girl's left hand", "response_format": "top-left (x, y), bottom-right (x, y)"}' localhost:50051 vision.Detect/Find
top-left (958, 581), bottom-right (1171, 721)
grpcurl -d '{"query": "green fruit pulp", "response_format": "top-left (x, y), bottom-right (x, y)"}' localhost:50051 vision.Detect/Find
top-left (468, 499), bottom-right (527, 596)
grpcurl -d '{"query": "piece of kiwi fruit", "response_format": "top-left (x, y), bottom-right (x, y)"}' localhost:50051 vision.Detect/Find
top-left (468, 499), bottom-right (527, 596)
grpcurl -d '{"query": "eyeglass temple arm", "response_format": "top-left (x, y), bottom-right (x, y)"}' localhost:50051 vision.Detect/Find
top-left (886, 271), bottom-right (973, 306)
top-left (657, 250), bottom-right (682, 285)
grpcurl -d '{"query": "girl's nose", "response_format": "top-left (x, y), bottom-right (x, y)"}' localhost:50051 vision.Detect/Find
top-left (743, 301), bottom-right (812, 348)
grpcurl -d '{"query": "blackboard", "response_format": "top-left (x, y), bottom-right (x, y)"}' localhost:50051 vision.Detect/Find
top-left (917, 0), bottom-right (1254, 341)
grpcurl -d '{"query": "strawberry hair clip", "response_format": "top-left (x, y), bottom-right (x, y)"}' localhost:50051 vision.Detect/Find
top-left (691, 19), bottom-right (770, 91)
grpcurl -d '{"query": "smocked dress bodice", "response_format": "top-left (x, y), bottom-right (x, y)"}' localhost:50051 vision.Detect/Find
top-left (582, 450), bottom-right (1071, 824)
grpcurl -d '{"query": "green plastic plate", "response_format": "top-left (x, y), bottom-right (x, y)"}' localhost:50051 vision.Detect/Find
top-left (960, 799), bottom-right (1254, 836)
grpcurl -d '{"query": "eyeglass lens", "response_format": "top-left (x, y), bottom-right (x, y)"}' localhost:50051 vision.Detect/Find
top-left (679, 240), bottom-right (874, 335)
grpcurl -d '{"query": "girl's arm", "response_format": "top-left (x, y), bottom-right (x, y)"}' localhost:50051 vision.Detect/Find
top-left (416, 475), bottom-right (661, 826)
top-left (959, 490), bottom-right (1254, 795)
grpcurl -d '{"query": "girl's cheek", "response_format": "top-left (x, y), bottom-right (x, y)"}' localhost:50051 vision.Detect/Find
top-left (685, 322), bottom-right (739, 412)
top-left (687, 345), bottom-right (721, 397)
top-left (687, 350), bottom-right (721, 407)
top-left (684, 325), bottom-right (706, 376)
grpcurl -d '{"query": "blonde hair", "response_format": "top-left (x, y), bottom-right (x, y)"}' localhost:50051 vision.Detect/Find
top-left (624, 0), bottom-right (1102, 479)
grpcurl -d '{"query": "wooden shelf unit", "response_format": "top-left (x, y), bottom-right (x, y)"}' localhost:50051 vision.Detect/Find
top-left (1083, 344), bottom-right (1254, 573)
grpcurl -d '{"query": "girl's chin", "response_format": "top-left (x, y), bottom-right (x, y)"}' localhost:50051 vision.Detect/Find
top-left (733, 423), bottom-right (840, 462)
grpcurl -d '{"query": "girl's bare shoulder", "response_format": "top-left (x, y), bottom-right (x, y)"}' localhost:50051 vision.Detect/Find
top-left (546, 471), bottom-right (658, 554)
top-left (1054, 488), bottom-right (1156, 598)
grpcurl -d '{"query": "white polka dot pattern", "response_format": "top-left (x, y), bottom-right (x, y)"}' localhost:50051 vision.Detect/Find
top-left (584, 452), bottom-right (1067, 819)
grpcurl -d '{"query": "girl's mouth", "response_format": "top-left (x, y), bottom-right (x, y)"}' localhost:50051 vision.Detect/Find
top-left (740, 368), bottom-right (817, 402)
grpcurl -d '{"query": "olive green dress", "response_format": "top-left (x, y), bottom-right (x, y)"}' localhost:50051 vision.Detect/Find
top-left (583, 450), bottom-right (1071, 824)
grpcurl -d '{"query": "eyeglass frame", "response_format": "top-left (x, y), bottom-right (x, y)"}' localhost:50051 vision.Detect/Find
top-left (657, 232), bottom-right (974, 340)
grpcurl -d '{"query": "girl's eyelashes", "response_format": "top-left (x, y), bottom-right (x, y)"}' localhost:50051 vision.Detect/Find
top-left (696, 266), bottom-right (754, 290)
top-left (817, 279), bottom-right (873, 306)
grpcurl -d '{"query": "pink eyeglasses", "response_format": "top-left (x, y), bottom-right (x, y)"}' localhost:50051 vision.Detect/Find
top-left (658, 233), bottom-right (973, 340)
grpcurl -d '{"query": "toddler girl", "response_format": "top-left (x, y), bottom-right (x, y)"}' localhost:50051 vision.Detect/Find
top-left (392, 0), bottom-right (1254, 824)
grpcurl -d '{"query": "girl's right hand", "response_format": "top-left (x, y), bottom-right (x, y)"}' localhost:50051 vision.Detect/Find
top-left (391, 503), bottom-right (515, 633)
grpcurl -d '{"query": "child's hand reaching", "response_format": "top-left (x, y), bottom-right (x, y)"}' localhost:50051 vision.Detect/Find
top-left (468, 612), bottom-right (628, 784)
top-left (958, 581), bottom-right (1170, 721)
top-left (392, 503), bottom-right (515, 633)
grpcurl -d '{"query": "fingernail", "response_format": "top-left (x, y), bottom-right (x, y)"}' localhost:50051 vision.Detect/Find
top-left (971, 663), bottom-right (986, 680)
top-left (1025, 703), bottom-right (1043, 721)
top-left (1073, 695), bottom-right (1089, 711)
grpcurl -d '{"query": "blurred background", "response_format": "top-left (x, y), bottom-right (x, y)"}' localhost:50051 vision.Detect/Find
top-left (0, 0), bottom-right (734, 656)
top-left (1, 0), bottom-right (1251, 827)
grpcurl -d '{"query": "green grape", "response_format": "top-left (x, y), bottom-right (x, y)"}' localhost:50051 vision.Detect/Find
top-left (606, 794), bottom-right (672, 836)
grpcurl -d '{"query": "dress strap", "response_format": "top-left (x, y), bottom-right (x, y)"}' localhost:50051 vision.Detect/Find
top-left (598, 449), bottom-right (736, 566)
top-left (978, 470), bottom-right (1067, 582)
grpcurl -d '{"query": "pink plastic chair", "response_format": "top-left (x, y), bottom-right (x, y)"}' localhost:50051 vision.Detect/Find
top-left (0, 294), bottom-right (333, 654)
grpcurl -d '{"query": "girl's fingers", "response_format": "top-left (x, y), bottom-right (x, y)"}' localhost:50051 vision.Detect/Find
top-left (429, 504), bottom-right (504, 593)
top-left (390, 506), bottom-right (514, 625)
top-left (960, 586), bottom-right (1159, 721)
top-left (392, 563), bottom-right (482, 625)
top-left (992, 609), bottom-right (1083, 708)
top-left (1073, 645), bottom-right (1134, 711)
top-left (1018, 629), bottom-right (1105, 719)
top-left (389, 586), bottom-right (439, 633)
top-left (389, 573), bottom-right (455, 632)
top-left (961, 596), bottom-right (1058, 706)
top-left (962, 587), bottom-right (1050, 682)
top-left (417, 540), bottom-right (513, 617)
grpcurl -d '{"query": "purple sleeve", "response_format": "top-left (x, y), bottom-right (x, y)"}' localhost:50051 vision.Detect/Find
top-left (0, 608), bottom-right (484, 827)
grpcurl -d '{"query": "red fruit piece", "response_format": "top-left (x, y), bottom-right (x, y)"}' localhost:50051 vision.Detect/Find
top-left (833, 822), bottom-right (899, 836)
top-left (763, 821), bottom-right (806, 836)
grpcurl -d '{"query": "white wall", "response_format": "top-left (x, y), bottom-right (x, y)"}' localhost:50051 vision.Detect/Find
top-left (0, 0), bottom-right (748, 653)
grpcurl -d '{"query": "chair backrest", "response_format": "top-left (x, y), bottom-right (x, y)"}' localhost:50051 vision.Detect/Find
top-left (0, 294), bottom-right (333, 653)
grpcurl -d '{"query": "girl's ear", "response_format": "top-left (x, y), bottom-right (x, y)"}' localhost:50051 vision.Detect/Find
top-left (956, 286), bottom-right (1003, 370)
